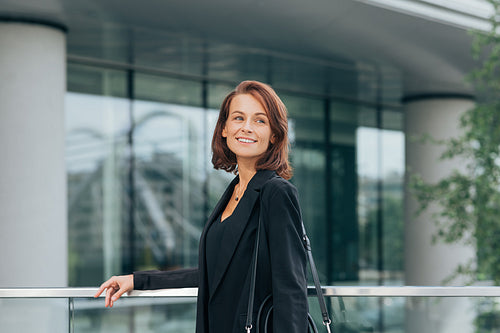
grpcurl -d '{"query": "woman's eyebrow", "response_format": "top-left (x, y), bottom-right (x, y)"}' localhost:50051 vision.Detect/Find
top-left (229, 110), bottom-right (268, 117)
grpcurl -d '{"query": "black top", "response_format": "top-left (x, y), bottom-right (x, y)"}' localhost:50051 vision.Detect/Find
top-left (205, 214), bottom-right (229, 292)
top-left (205, 201), bottom-right (246, 333)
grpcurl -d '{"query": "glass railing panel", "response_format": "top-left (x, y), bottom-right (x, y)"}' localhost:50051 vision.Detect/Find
top-left (72, 296), bottom-right (197, 333)
top-left (3, 287), bottom-right (500, 332)
top-left (309, 295), bottom-right (392, 332)
top-left (79, 295), bottom-right (496, 332)
top-left (310, 296), bottom-right (499, 333)
top-left (0, 298), bottom-right (69, 333)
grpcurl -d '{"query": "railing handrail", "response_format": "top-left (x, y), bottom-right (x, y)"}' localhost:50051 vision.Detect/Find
top-left (1, 286), bottom-right (500, 298)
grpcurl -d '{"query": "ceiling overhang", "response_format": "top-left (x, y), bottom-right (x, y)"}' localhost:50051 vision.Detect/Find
top-left (1, 0), bottom-right (491, 98)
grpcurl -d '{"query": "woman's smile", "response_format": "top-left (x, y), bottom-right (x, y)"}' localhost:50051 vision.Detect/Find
top-left (237, 136), bottom-right (257, 144)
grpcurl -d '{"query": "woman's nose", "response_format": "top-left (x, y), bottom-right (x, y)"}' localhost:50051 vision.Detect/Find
top-left (242, 119), bottom-right (253, 132)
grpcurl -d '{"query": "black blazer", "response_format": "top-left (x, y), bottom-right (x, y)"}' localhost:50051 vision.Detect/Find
top-left (134, 170), bottom-right (308, 332)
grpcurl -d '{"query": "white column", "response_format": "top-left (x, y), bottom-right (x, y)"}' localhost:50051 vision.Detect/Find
top-left (404, 96), bottom-right (476, 333)
top-left (0, 22), bottom-right (67, 287)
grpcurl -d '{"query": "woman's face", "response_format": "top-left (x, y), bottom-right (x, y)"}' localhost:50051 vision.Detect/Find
top-left (222, 94), bottom-right (274, 165)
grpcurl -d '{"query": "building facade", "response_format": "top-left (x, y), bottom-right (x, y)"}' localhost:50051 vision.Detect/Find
top-left (0, 0), bottom-right (493, 330)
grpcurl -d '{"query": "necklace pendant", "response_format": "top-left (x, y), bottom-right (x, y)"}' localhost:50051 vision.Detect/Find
top-left (235, 196), bottom-right (239, 201)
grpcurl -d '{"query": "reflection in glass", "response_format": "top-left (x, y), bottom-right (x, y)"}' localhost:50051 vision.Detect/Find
top-left (66, 92), bottom-right (130, 286)
top-left (283, 94), bottom-right (328, 281)
top-left (206, 108), bottom-right (234, 212)
top-left (381, 111), bottom-right (404, 280)
top-left (358, 124), bottom-right (380, 281)
top-left (132, 101), bottom-right (206, 271)
top-left (357, 109), bottom-right (404, 284)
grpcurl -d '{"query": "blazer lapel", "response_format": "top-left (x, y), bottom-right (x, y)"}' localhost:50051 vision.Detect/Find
top-left (209, 170), bottom-right (276, 299)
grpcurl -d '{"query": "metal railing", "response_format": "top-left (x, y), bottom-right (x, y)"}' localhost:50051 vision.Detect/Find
top-left (1, 286), bottom-right (500, 298)
top-left (2, 286), bottom-right (500, 333)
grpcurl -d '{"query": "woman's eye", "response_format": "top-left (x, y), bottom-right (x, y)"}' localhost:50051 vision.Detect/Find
top-left (234, 116), bottom-right (243, 121)
top-left (256, 119), bottom-right (266, 124)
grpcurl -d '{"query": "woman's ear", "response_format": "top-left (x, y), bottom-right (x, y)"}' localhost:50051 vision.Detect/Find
top-left (222, 127), bottom-right (227, 138)
top-left (270, 134), bottom-right (276, 144)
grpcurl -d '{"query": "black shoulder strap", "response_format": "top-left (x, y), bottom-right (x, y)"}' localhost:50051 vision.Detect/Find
top-left (301, 224), bottom-right (332, 332)
top-left (245, 205), bottom-right (261, 332)
top-left (245, 195), bottom-right (332, 333)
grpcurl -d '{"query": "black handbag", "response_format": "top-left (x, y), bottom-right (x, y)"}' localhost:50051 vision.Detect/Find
top-left (244, 200), bottom-right (332, 333)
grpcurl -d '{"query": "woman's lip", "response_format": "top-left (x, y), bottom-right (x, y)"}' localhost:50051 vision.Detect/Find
top-left (237, 137), bottom-right (257, 143)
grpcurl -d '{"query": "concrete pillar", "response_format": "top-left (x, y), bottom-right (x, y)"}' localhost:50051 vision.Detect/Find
top-left (404, 96), bottom-right (476, 333)
top-left (0, 21), bottom-right (67, 287)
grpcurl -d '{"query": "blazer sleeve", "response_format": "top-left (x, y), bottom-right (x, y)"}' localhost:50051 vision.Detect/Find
top-left (263, 180), bottom-right (309, 333)
top-left (133, 267), bottom-right (199, 290)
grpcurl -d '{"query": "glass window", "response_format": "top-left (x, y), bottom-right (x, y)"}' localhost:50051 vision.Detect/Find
top-left (134, 28), bottom-right (204, 77)
top-left (381, 110), bottom-right (404, 280)
top-left (66, 91), bottom-right (130, 286)
top-left (282, 93), bottom-right (324, 143)
top-left (328, 101), bottom-right (360, 283)
top-left (135, 74), bottom-right (203, 107)
top-left (357, 121), bottom-right (381, 282)
top-left (207, 82), bottom-right (234, 110)
top-left (206, 107), bottom-right (234, 212)
top-left (68, 64), bottom-right (127, 98)
top-left (207, 42), bottom-right (269, 82)
top-left (132, 100), bottom-right (206, 271)
top-left (65, 23), bottom-right (406, 290)
top-left (356, 108), bottom-right (404, 284)
top-left (328, 62), bottom-right (359, 101)
top-left (67, 18), bottom-right (130, 63)
top-left (272, 57), bottom-right (327, 95)
top-left (356, 64), bottom-right (378, 104)
top-left (380, 66), bottom-right (403, 105)
top-left (283, 94), bottom-right (328, 280)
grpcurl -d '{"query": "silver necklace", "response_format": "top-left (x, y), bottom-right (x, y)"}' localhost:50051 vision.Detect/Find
top-left (235, 183), bottom-right (245, 201)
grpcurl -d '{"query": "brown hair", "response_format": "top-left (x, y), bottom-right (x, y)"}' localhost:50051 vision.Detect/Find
top-left (211, 80), bottom-right (293, 180)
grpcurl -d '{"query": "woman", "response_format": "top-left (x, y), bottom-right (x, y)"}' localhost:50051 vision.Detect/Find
top-left (95, 80), bottom-right (309, 332)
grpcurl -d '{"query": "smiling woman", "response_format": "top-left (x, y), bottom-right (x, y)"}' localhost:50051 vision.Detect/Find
top-left (95, 80), bottom-right (309, 333)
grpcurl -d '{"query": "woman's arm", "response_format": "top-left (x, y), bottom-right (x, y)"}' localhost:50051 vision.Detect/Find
top-left (133, 267), bottom-right (199, 290)
top-left (264, 180), bottom-right (309, 332)
top-left (94, 268), bottom-right (199, 307)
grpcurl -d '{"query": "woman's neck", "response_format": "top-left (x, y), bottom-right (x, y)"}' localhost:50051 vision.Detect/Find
top-left (237, 161), bottom-right (257, 188)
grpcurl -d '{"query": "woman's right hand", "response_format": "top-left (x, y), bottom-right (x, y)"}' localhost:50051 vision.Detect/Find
top-left (94, 274), bottom-right (134, 307)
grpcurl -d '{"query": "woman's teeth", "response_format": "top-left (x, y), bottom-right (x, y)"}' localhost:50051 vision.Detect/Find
top-left (238, 138), bottom-right (255, 143)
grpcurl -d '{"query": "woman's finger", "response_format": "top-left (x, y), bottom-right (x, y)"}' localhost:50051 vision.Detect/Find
top-left (94, 282), bottom-right (109, 298)
top-left (105, 286), bottom-right (116, 307)
top-left (111, 286), bottom-right (127, 303)
top-left (96, 275), bottom-right (132, 307)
